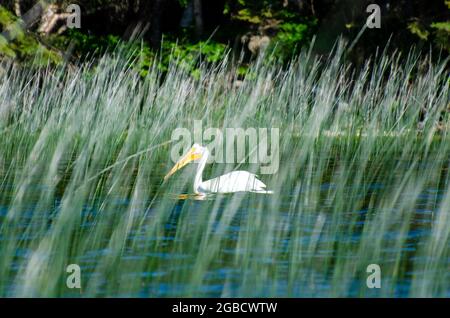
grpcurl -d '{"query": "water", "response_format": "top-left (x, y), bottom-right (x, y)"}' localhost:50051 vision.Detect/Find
top-left (0, 159), bottom-right (448, 297)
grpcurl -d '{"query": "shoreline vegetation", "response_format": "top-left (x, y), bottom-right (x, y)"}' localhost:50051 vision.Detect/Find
top-left (1, 1), bottom-right (449, 74)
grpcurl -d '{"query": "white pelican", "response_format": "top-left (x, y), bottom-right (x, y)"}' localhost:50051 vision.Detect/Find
top-left (164, 144), bottom-right (273, 195)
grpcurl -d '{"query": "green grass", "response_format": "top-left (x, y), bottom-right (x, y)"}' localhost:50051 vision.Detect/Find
top-left (0, 43), bottom-right (449, 297)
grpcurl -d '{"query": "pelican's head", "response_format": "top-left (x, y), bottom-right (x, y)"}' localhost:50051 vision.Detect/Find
top-left (164, 144), bottom-right (205, 181)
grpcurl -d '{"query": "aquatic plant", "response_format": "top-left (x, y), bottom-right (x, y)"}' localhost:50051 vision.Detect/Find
top-left (0, 44), bottom-right (448, 297)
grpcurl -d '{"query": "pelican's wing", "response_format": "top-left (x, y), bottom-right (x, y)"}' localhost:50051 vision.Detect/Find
top-left (199, 170), bottom-right (271, 193)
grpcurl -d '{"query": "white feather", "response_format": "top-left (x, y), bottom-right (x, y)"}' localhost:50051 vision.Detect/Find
top-left (199, 170), bottom-right (271, 194)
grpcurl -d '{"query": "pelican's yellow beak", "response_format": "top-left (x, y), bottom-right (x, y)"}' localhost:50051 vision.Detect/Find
top-left (164, 147), bottom-right (202, 181)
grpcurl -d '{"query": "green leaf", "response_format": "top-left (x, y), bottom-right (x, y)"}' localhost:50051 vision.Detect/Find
top-left (408, 21), bottom-right (430, 40)
top-left (431, 22), bottom-right (450, 32)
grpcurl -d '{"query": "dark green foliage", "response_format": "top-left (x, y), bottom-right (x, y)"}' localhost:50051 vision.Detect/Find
top-left (1, 1), bottom-right (449, 69)
top-left (0, 6), bottom-right (61, 65)
top-left (51, 29), bottom-right (227, 77)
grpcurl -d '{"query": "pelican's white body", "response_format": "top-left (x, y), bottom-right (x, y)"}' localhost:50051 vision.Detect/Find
top-left (167, 144), bottom-right (272, 195)
top-left (193, 146), bottom-right (271, 194)
top-left (197, 170), bottom-right (270, 194)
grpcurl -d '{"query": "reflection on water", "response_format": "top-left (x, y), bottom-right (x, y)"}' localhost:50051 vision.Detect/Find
top-left (174, 193), bottom-right (209, 201)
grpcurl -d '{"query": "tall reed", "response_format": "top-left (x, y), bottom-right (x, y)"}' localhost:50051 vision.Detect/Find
top-left (0, 44), bottom-right (448, 297)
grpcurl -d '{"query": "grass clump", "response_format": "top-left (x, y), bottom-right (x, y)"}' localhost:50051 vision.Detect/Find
top-left (0, 44), bottom-right (449, 297)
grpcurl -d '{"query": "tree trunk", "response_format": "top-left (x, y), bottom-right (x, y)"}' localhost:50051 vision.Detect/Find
top-left (193, 0), bottom-right (203, 39)
top-left (150, 0), bottom-right (163, 48)
top-left (37, 4), bottom-right (72, 35)
top-left (14, 0), bottom-right (22, 17)
top-left (310, 0), bottom-right (316, 16)
top-left (123, 0), bottom-right (150, 40)
top-left (180, 1), bottom-right (194, 28)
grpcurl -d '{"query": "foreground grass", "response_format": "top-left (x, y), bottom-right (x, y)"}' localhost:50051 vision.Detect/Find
top-left (0, 45), bottom-right (449, 297)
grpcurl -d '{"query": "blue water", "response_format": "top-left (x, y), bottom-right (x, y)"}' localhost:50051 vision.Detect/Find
top-left (0, 161), bottom-right (448, 297)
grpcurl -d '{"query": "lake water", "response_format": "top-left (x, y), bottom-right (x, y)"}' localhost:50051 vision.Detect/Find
top-left (0, 160), bottom-right (449, 297)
